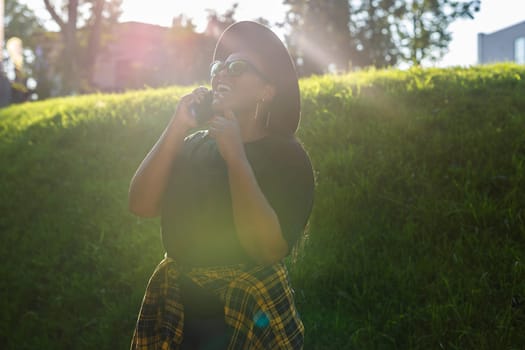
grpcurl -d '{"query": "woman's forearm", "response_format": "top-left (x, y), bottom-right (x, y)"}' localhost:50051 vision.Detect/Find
top-left (227, 155), bottom-right (288, 265)
top-left (129, 90), bottom-right (204, 217)
top-left (128, 118), bottom-right (188, 217)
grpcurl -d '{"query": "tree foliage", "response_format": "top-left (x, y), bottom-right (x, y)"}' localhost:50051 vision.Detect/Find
top-left (284, 0), bottom-right (480, 73)
top-left (4, 0), bottom-right (45, 46)
top-left (284, 0), bottom-right (352, 75)
top-left (165, 14), bottom-right (215, 85)
top-left (395, 0), bottom-right (480, 65)
top-left (42, 0), bottom-right (122, 94)
top-left (350, 0), bottom-right (403, 67)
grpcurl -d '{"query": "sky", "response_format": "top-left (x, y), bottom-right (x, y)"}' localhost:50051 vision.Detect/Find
top-left (18, 0), bottom-right (525, 67)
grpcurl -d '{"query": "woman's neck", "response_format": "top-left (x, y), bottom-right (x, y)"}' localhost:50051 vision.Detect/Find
top-left (237, 111), bottom-right (269, 143)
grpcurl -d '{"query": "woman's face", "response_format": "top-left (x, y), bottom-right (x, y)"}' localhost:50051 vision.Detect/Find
top-left (211, 52), bottom-right (274, 117)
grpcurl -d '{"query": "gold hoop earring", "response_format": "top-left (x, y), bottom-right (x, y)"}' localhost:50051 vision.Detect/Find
top-left (254, 99), bottom-right (265, 121)
top-left (254, 101), bottom-right (260, 120)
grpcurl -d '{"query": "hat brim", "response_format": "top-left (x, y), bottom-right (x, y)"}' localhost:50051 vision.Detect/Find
top-left (213, 21), bottom-right (300, 135)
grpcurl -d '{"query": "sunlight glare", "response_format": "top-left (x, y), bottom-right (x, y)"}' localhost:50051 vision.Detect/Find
top-left (121, 0), bottom-right (287, 33)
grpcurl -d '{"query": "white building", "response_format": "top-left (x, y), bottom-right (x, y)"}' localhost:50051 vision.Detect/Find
top-left (478, 20), bottom-right (525, 64)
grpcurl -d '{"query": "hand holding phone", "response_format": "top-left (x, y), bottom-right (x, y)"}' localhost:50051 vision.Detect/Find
top-left (190, 90), bottom-right (214, 125)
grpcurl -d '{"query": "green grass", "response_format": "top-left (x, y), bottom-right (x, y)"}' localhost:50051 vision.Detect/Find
top-left (1, 64), bottom-right (524, 349)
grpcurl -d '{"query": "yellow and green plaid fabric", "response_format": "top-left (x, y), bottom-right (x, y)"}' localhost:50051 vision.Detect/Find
top-left (130, 257), bottom-right (304, 350)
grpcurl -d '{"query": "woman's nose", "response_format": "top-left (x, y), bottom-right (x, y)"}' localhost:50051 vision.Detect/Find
top-left (215, 66), bottom-right (229, 78)
top-left (211, 69), bottom-right (229, 86)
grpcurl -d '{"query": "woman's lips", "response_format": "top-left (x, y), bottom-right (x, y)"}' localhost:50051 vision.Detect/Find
top-left (213, 84), bottom-right (231, 105)
top-left (213, 91), bottom-right (226, 101)
top-left (212, 82), bottom-right (234, 112)
top-left (212, 91), bottom-right (227, 109)
top-left (216, 83), bottom-right (232, 92)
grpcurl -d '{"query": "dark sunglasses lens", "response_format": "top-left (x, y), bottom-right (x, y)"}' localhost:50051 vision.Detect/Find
top-left (210, 61), bottom-right (224, 77)
top-left (227, 61), bottom-right (249, 76)
top-left (210, 60), bottom-right (254, 78)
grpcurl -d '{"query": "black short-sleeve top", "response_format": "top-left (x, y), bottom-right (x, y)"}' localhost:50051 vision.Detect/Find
top-left (161, 130), bottom-right (314, 267)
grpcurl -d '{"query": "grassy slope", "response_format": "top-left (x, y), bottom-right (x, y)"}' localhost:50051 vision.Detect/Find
top-left (1, 64), bottom-right (524, 349)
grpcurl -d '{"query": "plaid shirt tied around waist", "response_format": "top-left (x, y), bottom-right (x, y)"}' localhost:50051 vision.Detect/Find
top-left (130, 257), bottom-right (304, 350)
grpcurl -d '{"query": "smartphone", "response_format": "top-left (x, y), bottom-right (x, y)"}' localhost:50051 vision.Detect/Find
top-left (190, 90), bottom-right (214, 125)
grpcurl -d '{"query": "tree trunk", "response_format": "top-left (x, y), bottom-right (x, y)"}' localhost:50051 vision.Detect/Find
top-left (43, 0), bottom-right (78, 94)
top-left (85, 0), bottom-right (104, 88)
top-left (63, 0), bottom-right (78, 93)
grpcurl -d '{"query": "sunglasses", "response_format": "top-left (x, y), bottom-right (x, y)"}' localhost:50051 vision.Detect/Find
top-left (210, 59), bottom-right (267, 80)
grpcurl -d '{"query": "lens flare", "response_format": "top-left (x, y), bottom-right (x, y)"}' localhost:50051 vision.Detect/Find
top-left (253, 310), bottom-right (270, 328)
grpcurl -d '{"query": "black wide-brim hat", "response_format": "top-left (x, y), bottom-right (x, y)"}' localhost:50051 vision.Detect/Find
top-left (213, 21), bottom-right (301, 135)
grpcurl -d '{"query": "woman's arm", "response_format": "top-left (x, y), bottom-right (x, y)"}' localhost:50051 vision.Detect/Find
top-left (128, 92), bottom-right (200, 217)
top-left (227, 154), bottom-right (289, 265)
top-left (209, 112), bottom-right (288, 265)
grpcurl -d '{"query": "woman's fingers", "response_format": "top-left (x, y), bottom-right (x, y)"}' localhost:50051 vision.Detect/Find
top-left (192, 86), bottom-right (208, 94)
top-left (191, 86), bottom-right (210, 104)
top-left (223, 109), bottom-right (236, 120)
top-left (171, 93), bottom-right (199, 130)
top-left (207, 116), bottom-right (223, 135)
top-left (179, 86), bottom-right (209, 112)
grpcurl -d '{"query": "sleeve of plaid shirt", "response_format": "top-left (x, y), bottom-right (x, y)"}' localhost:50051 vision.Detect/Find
top-left (130, 258), bottom-right (304, 350)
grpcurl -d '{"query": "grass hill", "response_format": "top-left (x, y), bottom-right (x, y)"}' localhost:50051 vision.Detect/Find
top-left (1, 64), bottom-right (524, 349)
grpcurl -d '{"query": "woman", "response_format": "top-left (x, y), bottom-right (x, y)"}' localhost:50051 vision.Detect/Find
top-left (129, 21), bottom-right (314, 350)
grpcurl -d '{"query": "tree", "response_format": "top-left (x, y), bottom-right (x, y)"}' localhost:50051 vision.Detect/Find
top-left (204, 2), bottom-right (238, 38)
top-left (284, 0), bottom-right (352, 75)
top-left (166, 14), bottom-right (214, 85)
top-left (165, 4), bottom-right (239, 85)
top-left (5, 0), bottom-right (45, 46)
top-left (349, 0), bottom-right (402, 67)
top-left (42, 0), bottom-right (122, 94)
top-left (284, 0), bottom-right (480, 72)
top-left (394, 0), bottom-right (480, 65)
top-left (83, 0), bottom-right (122, 86)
